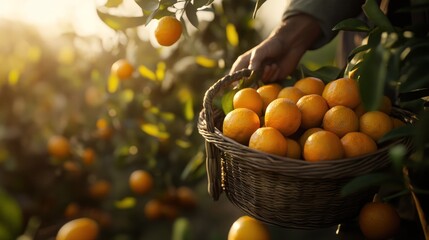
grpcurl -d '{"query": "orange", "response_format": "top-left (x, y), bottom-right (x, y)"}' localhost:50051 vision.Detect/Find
top-left (379, 95), bottom-right (393, 115)
top-left (64, 203), bottom-right (80, 219)
top-left (144, 199), bottom-right (163, 220)
top-left (160, 204), bottom-right (179, 220)
top-left (265, 98), bottom-right (301, 136)
top-left (256, 83), bottom-right (282, 111)
top-left (228, 216), bottom-right (270, 240)
top-left (88, 180), bottom-right (111, 200)
top-left (233, 88), bottom-right (264, 116)
top-left (359, 111), bottom-right (393, 141)
top-left (111, 59), bottom-right (134, 80)
top-left (56, 218), bottom-right (99, 240)
top-left (391, 117), bottom-right (406, 128)
top-left (81, 148), bottom-right (96, 166)
top-left (354, 103), bottom-right (367, 118)
top-left (293, 77), bottom-right (325, 95)
top-left (299, 127), bottom-right (323, 148)
top-left (303, 130), bottom-right (344, 162)
top-left (176, 186), bottom-right (197, 209)
top-left (249, 127), bottom-right (288, 156)
top-left (296, 94), bottom-right (329, 129)
top-left (354, 95), bottom-right (392, 118)
top-left (96, 118), bottom-right (113, 140)
top-left (322, 77), bottom-right (361, 108)
top-left (155, 16), bottom-right (183, 46)
top-left (341, 132), bottom-right (378, 158)
top-left (48, 135), bottom-right (70, 158)
top-left (277, 86), bottom-right (305, 104)
top-left (223, 108), bottom-right (260, 144)
top-left (359, 202), bottom-right (400, 240)
top-left (285, 138), bottom-right (301, 159)
top-left (129, 170), bottom-right (154, 195)
top-left (322, 105), bottom-right (359, 138)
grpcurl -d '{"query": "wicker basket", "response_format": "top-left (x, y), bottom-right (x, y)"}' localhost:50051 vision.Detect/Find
top-left (197, 69), bottom-right (415, 229)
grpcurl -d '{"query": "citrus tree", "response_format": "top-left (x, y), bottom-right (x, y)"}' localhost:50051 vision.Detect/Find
top-left (0, 0), bottom-right (264, 239)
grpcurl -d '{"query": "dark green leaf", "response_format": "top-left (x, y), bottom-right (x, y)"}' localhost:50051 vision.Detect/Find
top-left (399, 65), bottom-right (429, 92)
top-left (135, 0), bottom-right (159, 11)
top-left (382, 189), bottom-right (409, 201)
top-left (413, 110), bottom-right (429, 159)
top-left (378, 125), bottom-right (414, 143)
top-left (193, 0), bottom-right (212, 8)
top-left (96, 9), bottom-right (146, 30)
top-left (396, 3), bottom-right (429, 13)
top-left (398, 88), bottom-right (429, 102)
top-left (252, 0), bottom-right (267, 19)
top-left (185, 3), bottom-right (199, 29)
top-left (389, 144), bottom-right (408, 172)
top-left (358, 44), bottom-right (390, 111)
top-left (221, 89), bottom-right (238, 115)
top-left (105, 0), bottom-right (123, 8)
top-left (363, 0), bottom-right (395, 32)
top-left (341, 172), bottom-right (400, 196)
top-left (0, 189), bottom-right (22, 235)
top-left (301, 65), bottom-right (342, 83)
top-left (0, 224), bottom-right (12, 240)
top-left (413, 187), bottom-right (429, 195)
top-left (347, 44), bottom-right (370, 62)
top-left (332, 18), bottom-right (371, 32)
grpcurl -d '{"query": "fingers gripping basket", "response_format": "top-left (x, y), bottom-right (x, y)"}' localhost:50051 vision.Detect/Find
top-left (198, 69), bottom-right (415, 229)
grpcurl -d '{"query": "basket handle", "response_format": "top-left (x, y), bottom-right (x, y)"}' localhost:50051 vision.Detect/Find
top-left (202, 68), bottom-right (253, 200)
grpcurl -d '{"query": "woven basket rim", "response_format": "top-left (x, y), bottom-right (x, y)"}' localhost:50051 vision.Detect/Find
top-left (198, 106), bottom-right (415, 178)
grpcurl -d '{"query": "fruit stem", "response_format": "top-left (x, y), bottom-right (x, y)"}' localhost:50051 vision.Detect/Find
top-left (403, 167), bottom-right (429, 240)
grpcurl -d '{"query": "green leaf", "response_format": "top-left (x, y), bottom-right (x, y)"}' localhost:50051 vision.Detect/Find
top-left (347, 44), bottom-right (371, 62)
top-left (332, 18), bottom-right (370, 32)
top-left (135, 0), bottom-right (159, 11)
top-left (399, 65), bottom-right (429, 92)
top-left (341, 173), bottom-right (400, 196)
top-left (301, 65), bottom-right (342, 83)
top-left (193, 0), bottom-right (212, 8)
top-left (0, 224), bottom-right (12, 240)
top-left (362, 0), bottom-right (395, 32)
top-left (0, 189), bottom-right (22, 235)
top-left (413, 110), bottom-right (429, 159)
top-left (185, 3), bottom-right (199, 29)
top-left (389, 144), bottom-right (408, 173)
top-left (396, 3), bottom-right (429, 13)
top-left (181, 149), bottom-right (205, 181)
top-left (105, 0), bottom-right (123, 8)
top-left (172, 217), bottom-right (191, 240)
top-left (221, 89), bottom-right (238, 115)
top-left (358, 44), bottom-right (390, 111)
top-left (252, 0), bottom-right (267, 19)
top-left (96, 9), bottom-right (146, 30)
top-left (378, 125), bottom-right (414, 143)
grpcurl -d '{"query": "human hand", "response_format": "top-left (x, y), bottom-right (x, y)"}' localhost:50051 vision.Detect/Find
top-left (230, 14), bottom-right (322, 82)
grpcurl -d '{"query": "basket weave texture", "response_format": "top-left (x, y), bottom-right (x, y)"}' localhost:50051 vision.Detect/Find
top-left (197, 69), bottom-right (415, 229)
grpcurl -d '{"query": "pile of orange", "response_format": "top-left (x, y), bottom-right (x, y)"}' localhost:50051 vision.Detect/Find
top-left (222, 76), bottom-right (405, 162)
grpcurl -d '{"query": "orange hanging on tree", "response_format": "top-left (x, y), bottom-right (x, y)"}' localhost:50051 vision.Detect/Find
top-left (155, 16), bottom-right (183, 46)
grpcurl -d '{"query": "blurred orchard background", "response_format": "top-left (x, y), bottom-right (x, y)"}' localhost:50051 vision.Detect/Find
top-left (0, 0), bottom-right (338, 239)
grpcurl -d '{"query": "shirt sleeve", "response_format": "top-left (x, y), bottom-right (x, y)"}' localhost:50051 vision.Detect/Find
top-left (283, 0), bottom-right (366, 49)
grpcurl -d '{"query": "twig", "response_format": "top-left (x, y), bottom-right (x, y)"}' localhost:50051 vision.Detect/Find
top-left (403, 167), bottom-right (429, 240)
